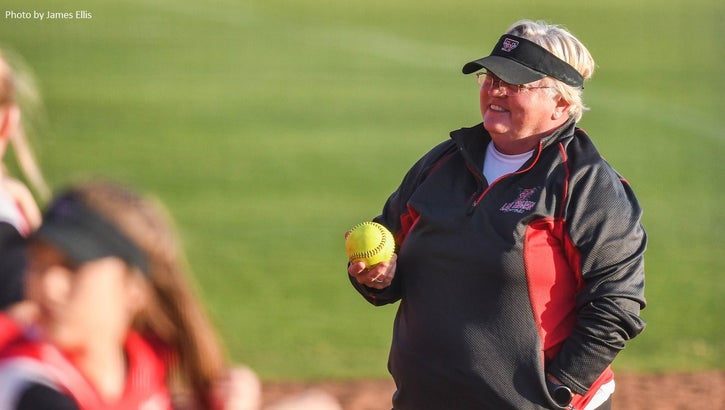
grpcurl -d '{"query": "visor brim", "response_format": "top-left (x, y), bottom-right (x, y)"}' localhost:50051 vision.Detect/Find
top-left (462, 55), bottom-right (547, 85)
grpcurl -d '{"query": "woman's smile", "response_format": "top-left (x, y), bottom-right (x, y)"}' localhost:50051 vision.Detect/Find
top-left (488, 103), bottom-right (508, 113)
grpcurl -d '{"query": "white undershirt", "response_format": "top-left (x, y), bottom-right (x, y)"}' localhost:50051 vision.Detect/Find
top-left (482, 142), bottom-right (535, 183)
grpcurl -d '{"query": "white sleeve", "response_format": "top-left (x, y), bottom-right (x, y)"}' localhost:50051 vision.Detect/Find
top-left (0, 358), bottom-right (61, 410)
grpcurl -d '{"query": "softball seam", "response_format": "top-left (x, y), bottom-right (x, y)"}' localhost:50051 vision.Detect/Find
top-left (349, 222), bottom-right (391, 261)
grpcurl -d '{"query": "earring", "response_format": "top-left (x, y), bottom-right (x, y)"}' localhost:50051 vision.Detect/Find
top-left (553, 112), bottom-right (561, 119)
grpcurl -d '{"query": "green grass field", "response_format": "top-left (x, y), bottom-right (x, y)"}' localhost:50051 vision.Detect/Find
top-left (1, 0), bottom-right (722, 380)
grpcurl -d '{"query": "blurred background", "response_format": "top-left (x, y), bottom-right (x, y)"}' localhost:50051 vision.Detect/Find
top-left (1, 0), bottom-right (722, 381)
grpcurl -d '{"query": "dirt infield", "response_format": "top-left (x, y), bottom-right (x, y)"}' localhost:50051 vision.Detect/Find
top-left (262, 371), bottom-right (725, 409)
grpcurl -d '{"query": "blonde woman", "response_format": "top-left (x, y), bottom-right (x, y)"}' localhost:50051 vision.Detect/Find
top-left (0, 48), bottom-right (49, 310)
top-left (347, 19), bottom-right (646, 409)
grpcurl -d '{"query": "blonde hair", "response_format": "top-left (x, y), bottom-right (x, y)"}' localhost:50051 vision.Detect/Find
top-left (505, 20), bottom-right (595, 122)
top-left (69, 180), bottom-right (227, 409)
top-left (0, 48), bottom-right (50, 202)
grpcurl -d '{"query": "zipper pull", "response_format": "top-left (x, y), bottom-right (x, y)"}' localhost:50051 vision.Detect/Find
top-left (467, 197), bottom-right (480, 215)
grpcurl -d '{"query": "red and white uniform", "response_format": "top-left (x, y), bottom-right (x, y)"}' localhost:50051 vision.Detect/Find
top-left (0, 323), bottom-right (172, 410)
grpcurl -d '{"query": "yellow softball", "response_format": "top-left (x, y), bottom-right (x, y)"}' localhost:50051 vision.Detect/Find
top-left (345, 221), bottom-right (395, 268)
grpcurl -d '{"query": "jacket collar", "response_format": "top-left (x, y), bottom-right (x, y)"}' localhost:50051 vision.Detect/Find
top-left (450, 119), bottom-right (577, 162)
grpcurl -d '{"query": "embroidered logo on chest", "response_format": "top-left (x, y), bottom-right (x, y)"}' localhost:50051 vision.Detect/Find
top-left (499, 187), bottom-right (540, 214)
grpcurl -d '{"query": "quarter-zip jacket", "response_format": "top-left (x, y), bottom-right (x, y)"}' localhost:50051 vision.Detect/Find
top-left (351, 121), bottom-right (647, 409)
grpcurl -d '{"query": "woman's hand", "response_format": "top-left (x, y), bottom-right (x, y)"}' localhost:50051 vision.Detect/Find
top-left (5, 300), bottom-right (39, 327)
top-left (1, 176), bottom-right (41, 232)
top-left (215, 365), bottom-right (262, 410)
top-left (347, 254), bottom-right (397, 290)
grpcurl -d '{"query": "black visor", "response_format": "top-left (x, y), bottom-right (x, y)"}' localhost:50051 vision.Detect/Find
top-left (33, 193), bottom-right (149, 274)
top-left (462, 35), bottom-right (584, 88)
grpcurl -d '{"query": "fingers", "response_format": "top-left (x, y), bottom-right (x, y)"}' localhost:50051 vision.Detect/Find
top-left (347, 261), bottom-right (367, 276)
top-left (348, 254), bottom-right (397, 289)
top-left (216, 365), bottom-right (262, 410)
top-left (5, 300), bottom-right (39, 326)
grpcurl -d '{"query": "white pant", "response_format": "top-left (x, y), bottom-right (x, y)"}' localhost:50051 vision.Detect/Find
top-left (584, 379), bottom-right (616, 410)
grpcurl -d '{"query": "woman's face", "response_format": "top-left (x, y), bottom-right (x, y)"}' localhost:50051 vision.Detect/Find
top-left (25, 241), bottom-right (143, 349)
top-left (479, 73), bottom-right (567, 153)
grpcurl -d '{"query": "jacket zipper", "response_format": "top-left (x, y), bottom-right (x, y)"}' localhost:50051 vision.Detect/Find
top-left (466, 179), bottom-right (495, 215)
top-left (465, 160), bottom-right (490, 215)
top-left (464, 141), bottom-right (545, 215)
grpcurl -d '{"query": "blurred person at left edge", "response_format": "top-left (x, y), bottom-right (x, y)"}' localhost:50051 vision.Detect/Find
top-left (0, 48), bottom-right (50, 315)
top-left (0, 180), bottom-right (262, 410)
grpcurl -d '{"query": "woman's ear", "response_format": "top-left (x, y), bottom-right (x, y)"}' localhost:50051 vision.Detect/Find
top-left (125, 270), bottom-right (149, 316)
top-left (552, 96), bottom-right (571, 121)
top-left (40, 266), bottom-right (73, 314)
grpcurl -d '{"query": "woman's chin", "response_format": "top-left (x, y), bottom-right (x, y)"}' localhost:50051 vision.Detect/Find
top-left (482, 108), bottom-right (511, 129)
top-left (482, 118), bottom-right (510, 135)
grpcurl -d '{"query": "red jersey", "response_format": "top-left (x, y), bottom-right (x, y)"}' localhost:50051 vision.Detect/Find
top-left (0, 328), bottom-right (172, 410)
top-left (0, 314), bottom-right (21, 350)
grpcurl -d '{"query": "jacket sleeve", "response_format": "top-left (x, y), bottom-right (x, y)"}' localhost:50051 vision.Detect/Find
top-left (349, 140), bottom-right (458, 306)
top-left (550, 160), bottom-right (647, 394)
top-left (0, 222), bottom-right (26, 310)
top-left (16, 384), bottom-right (80, 410)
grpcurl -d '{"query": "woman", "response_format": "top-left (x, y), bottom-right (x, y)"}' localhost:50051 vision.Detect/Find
top-left (0, 180), bottom-right (260, 409)
top-left (0, 48), bottom-right (50, 310)
top-left (347, 20), bottom-right (646, 409)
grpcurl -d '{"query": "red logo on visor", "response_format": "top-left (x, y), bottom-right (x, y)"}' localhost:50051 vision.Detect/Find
top-left (501, 38), bottom-right (519, 52)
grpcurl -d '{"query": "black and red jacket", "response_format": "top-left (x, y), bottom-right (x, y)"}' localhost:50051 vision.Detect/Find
top-left (350, 121), bottom-right (647, 409)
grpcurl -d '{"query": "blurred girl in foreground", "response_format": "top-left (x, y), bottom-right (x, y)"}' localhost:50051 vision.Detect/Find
top-left (0, 180), bottom-right (262, 409)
